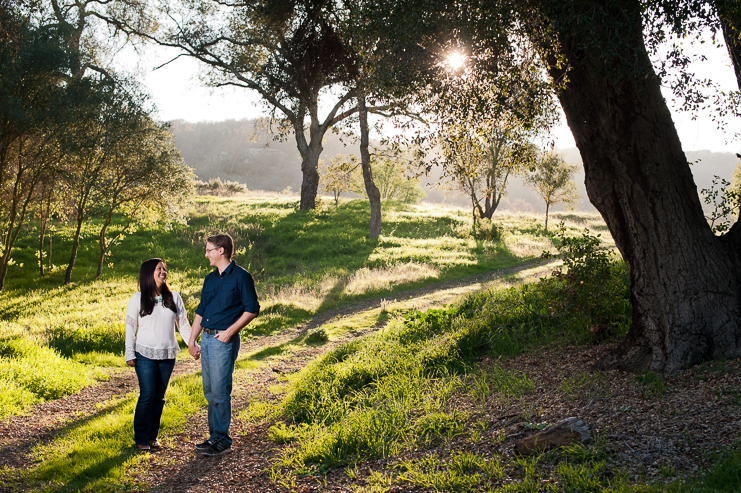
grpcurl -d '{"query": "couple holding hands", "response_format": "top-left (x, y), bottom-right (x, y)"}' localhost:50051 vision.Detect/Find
top-left (124, 234), bottom-right (260, 456)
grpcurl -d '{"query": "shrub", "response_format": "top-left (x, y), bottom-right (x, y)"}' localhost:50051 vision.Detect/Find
top-left (541, 223), bottom-right (631, 341)
top-left (472, 217), bottom-right (502, 241)
top-left (195, 177), bottom-right (248, 196)
top-left (305, 327), bottom-right (329, 344)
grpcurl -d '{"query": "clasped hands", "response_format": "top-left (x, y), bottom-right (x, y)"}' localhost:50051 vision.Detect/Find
top-left (189, 344), bottom-right (201, 360)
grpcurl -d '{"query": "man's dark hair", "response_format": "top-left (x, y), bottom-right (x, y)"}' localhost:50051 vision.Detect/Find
top-left (207, 233), bottom-right (234, 259)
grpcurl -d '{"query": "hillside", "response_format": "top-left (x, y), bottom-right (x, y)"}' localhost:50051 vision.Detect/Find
top-left (171, 119), bottom-right (739, 213)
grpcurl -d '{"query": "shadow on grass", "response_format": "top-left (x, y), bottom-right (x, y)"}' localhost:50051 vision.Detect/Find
top-left (299, 259), bottom-right (553, 334)
top-left (249, 303), bottom-right (313, 337)
top-left (0, 394), bottom-right (135, 491)
top-left (239, 332), bottom-right (312, 367)
top-left (0, 368), bottom-right (204, 493)
top-left (47, 324), bottom-right (124, 357)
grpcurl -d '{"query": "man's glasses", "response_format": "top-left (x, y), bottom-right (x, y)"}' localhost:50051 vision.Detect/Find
top-left (206, 247), bottom-right (221, 254)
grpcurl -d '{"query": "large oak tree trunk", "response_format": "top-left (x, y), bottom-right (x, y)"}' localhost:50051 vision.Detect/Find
top-left (539, 0), bottom-right (741, 374)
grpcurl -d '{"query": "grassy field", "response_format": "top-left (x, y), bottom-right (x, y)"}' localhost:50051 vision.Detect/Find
top-left (0, 194), bottom-right (605, 381)
top-left (9, 193), bottom-right (737, 492)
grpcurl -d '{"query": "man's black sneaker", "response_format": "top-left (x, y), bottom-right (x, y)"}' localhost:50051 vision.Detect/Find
top-left (203, 440), bottom-right (232, 457)
top-left (195, 440), bottom-right (212, 451)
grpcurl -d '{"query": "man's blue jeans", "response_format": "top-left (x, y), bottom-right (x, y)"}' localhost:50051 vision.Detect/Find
top-left (201, 331), bottom-right (240, 447)
top-left (133, 352), bottom-right (176, 446)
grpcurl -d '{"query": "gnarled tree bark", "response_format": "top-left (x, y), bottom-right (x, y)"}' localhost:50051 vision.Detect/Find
top-left (537, 0), bottom-right (741, 374)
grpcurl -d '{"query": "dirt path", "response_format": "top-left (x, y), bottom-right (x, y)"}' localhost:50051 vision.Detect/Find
top-left (126, 261), bottom-right (555, 492)
top-left (0, 261), bottom-right (552, 491)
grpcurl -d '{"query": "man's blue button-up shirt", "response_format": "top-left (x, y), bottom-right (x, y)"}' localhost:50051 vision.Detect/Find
top-left (195, 261), bottom-right (260, 330)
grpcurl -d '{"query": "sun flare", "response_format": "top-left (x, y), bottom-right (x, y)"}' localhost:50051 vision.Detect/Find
top-left (446, 52), bottom-right (466, 70)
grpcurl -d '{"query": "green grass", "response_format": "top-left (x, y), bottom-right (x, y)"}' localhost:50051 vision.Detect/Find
top-left (0, 197), bottom-right (580, 418)
top-left (267, 234), bottom-right (633, 485)
top-left (693, 444), bottom-right (741, 492)
top-left (394, 451), bottom-right (504, 491)
top-left (0, 337), bottom-right (93, 418)
top-left (0, 195), bottom-right (609, 490)
top-left (0, 370), bottom-right (203, 492)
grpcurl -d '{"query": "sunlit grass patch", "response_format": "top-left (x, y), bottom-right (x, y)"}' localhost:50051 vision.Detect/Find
top-left (273, 370), bottom-right (465, 475)
top-left (0, 337), bottom-right (93, 406)
top-left (0, 378), bottom-right (39, 419)
top-left (503, 233), bottom-right (555, 258)
top-left (394, 451), bottom-right (503, 491)
top-left (261, 281), bottom-right (331, 313)
top-left (343, 262), bottom-right (440, 296)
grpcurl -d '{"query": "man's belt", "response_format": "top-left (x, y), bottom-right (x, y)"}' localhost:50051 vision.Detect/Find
top-left (202, 328), bottom-right (224, 335)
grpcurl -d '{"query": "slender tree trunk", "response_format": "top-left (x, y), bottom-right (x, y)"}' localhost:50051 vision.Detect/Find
top-left (539, 0), bottom-right (741, 374)
top-left (96, 209), bottom-right (114, 280)
top-left (64, 210), bottom-right (85, 285)
top-left (544, 202), bottom-right (550, 232)
top-left (359, 93), bottom-right (382, 239)
top-left (38, 184), bottom-right (53, 277)
top-left (39, 218), bottom-right (46, 277)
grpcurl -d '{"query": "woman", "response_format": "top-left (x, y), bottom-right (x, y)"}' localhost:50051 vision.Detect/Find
top-left (125, 258), bottom-right (196, 450)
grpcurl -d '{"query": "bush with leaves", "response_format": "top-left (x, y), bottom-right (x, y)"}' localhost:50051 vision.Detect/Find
top-left (701, 174), bottom-right (740, 235)
top-left (471, 217), bottom-right (502, 241)
top-left (319, 154), bottom-right (361, 205)
top-left (356, 154), bottom-right (426, 203)
top-left (540, 223), bottom-right (630, 341)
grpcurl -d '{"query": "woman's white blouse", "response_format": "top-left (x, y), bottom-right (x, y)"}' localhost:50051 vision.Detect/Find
top-left (125, 291), bottom-right (192, 361)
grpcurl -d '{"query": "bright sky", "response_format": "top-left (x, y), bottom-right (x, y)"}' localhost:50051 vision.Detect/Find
top-left (125, 39), bottom-right (740, 154)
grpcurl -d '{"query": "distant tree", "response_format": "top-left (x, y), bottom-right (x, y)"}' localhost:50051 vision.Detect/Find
top-left (442, 129), bottom-right (536, 224)
top-left (320, 154), bottom-right (360, 205)
top-left (526, 151), bottom-right (579, 232)
top-left (0, 4), bottom-right (75, 290)
top-left (361, 152), bottom-right (425, 203)
top-left (113, 0), bottom-right (359, 211)
top-left (62, 81), bottom-right (156, 285)
top-left (92, 120), bottom-right (194, 279)
top-left (429, 41), bottom-right (555, 225)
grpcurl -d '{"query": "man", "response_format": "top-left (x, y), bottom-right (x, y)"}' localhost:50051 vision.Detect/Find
top-left (188, 233), bottom-right (259, 456)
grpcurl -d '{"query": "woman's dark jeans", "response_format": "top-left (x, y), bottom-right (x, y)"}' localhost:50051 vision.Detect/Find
top-left (133, 352), bottom-right (176, 446)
